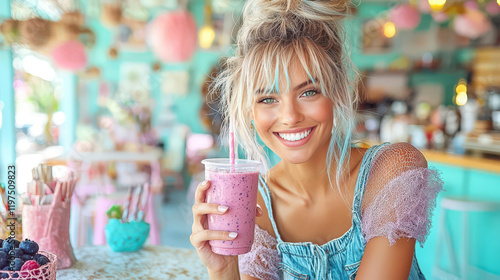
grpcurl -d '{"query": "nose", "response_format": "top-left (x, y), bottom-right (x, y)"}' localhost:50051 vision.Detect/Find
top-left (280, 98), bottom-right (303, 126)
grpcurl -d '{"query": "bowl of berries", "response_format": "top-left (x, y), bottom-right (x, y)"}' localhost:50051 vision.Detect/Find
top-left (0, 238), bottom-right (57, 280)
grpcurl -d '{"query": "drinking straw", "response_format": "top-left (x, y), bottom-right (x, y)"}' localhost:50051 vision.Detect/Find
top-left (230, 131), bottom-right (235, 172)
top-left (137, 182), bottom-right (150, 221)
top-left (122, 186), bottom-right (135, 223)
top-left (133, 185), bottom-right (143, 221)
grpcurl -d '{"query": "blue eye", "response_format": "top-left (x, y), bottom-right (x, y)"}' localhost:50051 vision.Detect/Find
top-left (301, 90), bottom-right (318, 97)
top-left (258, 97), bottom-right (276, 104)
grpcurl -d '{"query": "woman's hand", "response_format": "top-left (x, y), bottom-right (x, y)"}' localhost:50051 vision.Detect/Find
top-left (190, 180), bottom-right (263, 275)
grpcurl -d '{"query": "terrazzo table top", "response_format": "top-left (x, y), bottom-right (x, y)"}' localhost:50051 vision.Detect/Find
top-left (56, 245), bottom-right (208, 280)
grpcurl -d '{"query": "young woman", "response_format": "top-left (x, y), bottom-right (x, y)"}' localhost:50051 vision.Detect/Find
top-left (190, 0), bottom-right (444, 279)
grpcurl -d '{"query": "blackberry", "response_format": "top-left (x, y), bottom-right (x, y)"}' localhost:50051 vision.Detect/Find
top-left (19, 239), bottom-right (38, 256)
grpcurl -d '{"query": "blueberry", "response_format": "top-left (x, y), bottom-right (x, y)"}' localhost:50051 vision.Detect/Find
top-left (12, 258), bottom-right (23, 271)
top-left (0, 259), bottom-right (7, 269)
top-left (0, 239), bottom-right (3, 248)
top-left (19, 239), bottom-right (38, 256)
top-left (0, 251), bottom-right (7, 260)
top-left (13, 248), bottom-right (23, 258)
top-left (2, 238), bottom-right (15, 253)
top-left (34, 254), bottom-right (50, 266)
top-left (12, 240), bottom-right (20, 249)
top-left (20, 254), bottom-right (33, 262)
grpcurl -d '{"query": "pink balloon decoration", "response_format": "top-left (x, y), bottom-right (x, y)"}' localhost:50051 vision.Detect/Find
top-left (432, 12), bottom-right (449, 23)
top-left (464, 0), bottom-right (479, 10)
top-left (418, 0), bottom-right (432, 14)
top-left (148, 10), bottom-right (197, 63)
top-left (391, 4), bottom-right (422, 30)
top-left (453, 9), bottom-right (492, 39)
top-left (51, 40), bottom-right (87, 71)
top-left (486, 1), bottom-right (500, 16)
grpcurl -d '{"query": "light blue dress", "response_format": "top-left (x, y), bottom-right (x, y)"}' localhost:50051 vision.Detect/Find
top-left (257, 143), bottom-right (427, 280)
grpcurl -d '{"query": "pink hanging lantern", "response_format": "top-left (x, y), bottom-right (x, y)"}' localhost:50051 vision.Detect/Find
top-left (431, 12), bottom-right (449, 23)
top-left (391, 4), bottom-right (422, 30)
top-left (453, 9), bottom-right (492, 39)
top-left (464, 0), bottom-right (479, 10)
top-left (148, 10), bottom-right (197, 63)
top-left (51, 40), bottom-right (87, 71)
top-left (486, 1), bottom-right (500, 16)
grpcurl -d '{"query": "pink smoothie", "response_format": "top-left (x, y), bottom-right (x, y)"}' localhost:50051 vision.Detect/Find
top-left (206, 170), bottom-right (259, 255)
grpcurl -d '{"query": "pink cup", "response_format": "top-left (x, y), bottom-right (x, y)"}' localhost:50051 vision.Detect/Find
top-left (201, 159), bottom-right (260, 255)
top-left (22, 204), bottom-right (76, 269)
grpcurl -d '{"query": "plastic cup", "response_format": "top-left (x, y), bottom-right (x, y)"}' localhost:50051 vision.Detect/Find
top-left (201, 158), bottom-right (261, 255)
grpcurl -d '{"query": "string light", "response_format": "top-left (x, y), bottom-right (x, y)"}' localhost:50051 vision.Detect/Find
top-left (454, 79), bottom-right (468, 106)
top-left (199, 26), bottom-right (215, 49)
top-left (456, 92), bottom-right (468, 106)
top-left (383, 22), bottom-right (396, 38)
top-left (199, 2), bottom-right (215, 49)
top-left (428, 0), bottom-right (446, 11)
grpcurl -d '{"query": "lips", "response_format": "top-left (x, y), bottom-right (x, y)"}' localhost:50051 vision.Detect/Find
top-left (273, 127), bottom-right (316, 148)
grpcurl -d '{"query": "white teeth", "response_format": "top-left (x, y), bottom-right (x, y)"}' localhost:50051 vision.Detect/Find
top-left (278, 129), bottom-right (312, 142)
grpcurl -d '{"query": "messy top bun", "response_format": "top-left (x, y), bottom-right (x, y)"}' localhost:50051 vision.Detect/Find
top-left (238, 0), bottom-right (351, 55)
top-left (214, 0), bottom-right (359, 194)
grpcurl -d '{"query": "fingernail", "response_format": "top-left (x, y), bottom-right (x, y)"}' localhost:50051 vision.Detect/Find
top-left (202, 180), bottom-right (208, 186)
top-left (229, 232), bottom-right (238, 238)
top-left (218, 205), bottom-right (228, 213)
top-left (257, 206), bottom-right (263, 215)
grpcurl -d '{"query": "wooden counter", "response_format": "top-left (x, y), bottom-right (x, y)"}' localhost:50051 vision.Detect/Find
top-left (421, 149), bottom-right (500, 174)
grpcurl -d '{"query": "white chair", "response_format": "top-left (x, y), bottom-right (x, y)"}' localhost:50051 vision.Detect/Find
top-left (433, 196), bottom-right (500, 280)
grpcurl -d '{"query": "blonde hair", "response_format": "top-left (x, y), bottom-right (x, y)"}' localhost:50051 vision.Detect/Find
top-left (213, 0), bottom-right (360, 197)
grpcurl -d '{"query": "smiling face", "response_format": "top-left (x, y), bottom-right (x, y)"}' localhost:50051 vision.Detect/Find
top-left (252, 62), bottom-right (334, 165)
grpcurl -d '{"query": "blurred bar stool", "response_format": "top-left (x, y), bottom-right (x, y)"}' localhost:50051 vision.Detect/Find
top-left (433, 196), bottom-right (500, 280)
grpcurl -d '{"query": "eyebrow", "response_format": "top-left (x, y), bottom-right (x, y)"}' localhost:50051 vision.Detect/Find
top-left (255, 79), bottom-right (315, 94)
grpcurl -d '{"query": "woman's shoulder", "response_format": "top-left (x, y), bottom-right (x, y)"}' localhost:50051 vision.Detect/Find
top-left (372, 142), bottom-right (428, 170)
top-left (360, 142), bottom-right (444, 246)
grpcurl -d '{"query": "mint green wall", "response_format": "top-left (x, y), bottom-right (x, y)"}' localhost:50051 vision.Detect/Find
top-left (348, 3), bottom-right (469, 106)
top-left (84, 1), bottom-right (229, 134)
top-left (348, 3), bottom-right (401, 70)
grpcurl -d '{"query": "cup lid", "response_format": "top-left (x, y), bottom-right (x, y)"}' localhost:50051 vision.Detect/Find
top-left (201, 158), bottom-right (261, 167)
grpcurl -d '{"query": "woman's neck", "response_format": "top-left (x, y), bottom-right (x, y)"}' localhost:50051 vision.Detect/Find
top-left (272, 142), bottom-right (347, 201)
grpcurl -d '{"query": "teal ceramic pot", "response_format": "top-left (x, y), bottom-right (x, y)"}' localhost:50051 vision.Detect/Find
top-left (105, 219), bottom-right (150, 252)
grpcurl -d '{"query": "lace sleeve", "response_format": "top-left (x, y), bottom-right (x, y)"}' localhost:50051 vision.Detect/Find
top-left (361, 142), bottom-right (444, 247)
top-left (239, 224), bottom-right (280, 280)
